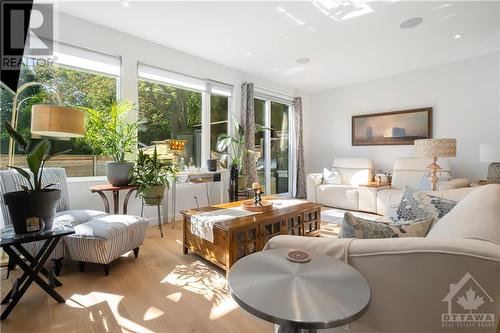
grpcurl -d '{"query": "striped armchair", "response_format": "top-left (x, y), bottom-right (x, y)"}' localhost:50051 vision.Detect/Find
top-left (0, 168), bottom-right (148, 276)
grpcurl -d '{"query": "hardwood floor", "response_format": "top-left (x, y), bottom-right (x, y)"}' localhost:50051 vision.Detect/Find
top-left (0, 224), bottom-right (272, 333)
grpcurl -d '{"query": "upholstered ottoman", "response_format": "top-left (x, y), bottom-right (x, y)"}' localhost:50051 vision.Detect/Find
top-left (64, 214), bottom-right (148, 275)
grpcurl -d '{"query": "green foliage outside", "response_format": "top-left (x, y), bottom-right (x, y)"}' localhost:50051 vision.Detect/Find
top-left (0, 60), bottom-right (117, 156)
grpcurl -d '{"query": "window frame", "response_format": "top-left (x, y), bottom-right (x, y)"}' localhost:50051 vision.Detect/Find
top-left (253, 93), bottom-right (294, 196)
top-left (137, 63), bottom-right (232, 168)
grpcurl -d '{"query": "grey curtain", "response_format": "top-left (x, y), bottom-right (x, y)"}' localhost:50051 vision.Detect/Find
top-left (294, 97), bottom-right (306, 198)
top-left (241, 82), bottom-right (258, 188)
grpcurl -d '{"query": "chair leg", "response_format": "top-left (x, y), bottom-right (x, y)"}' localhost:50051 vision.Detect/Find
top-left (133, 247), bottom-right (139, 259)
top-left (78, 261), bottom-right (85, 272)
top-left (52, 258), bottom-right (63, 276)
top-left (103, 264), bottom-right (110, 276)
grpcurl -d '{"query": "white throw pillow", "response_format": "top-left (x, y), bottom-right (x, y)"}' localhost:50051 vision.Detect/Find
top-left (323, 168), bottom-right (342, 185)
top-left (426, 184), bottom-right (500, 245)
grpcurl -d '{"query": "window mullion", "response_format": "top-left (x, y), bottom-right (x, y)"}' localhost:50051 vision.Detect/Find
top-left (264, 100), bottom-right (272, 195)
top-left (201, 90), bottom-right (211, 169)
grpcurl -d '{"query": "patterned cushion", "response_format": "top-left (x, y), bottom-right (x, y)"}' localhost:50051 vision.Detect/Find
top-left (392, 186), bottom-right (457, 222)
top-left (65, 215), bottom-right (149, 264)
top-left (339, 212), bottom-right (433, 239)
top-left (55, 210), bottom-right (108, 227)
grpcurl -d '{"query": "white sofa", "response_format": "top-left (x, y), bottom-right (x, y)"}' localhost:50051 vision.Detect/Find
top-left (376, 158), bottom-right (471, 215)
top-left (265, 184), bottom-right (500, 333)
top-left (307, 158), bottom-right (374, 211)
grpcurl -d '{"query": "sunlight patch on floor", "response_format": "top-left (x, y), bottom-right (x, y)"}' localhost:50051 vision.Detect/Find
top-left (66, 292), bottom-right (157, 333)
top-left (162, 261), bottom-right (238, 319)
top-left (143, 306), bottom-right (164, 321)
top-left (166, 292), bottom-right (182, 303)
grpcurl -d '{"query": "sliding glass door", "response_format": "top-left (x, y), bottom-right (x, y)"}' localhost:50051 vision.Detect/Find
top-left (254, 98), bottom-right (292, 195)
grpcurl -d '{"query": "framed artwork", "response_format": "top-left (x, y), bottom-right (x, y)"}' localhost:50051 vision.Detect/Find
top-left (352, 107), bottom-right (432, 146)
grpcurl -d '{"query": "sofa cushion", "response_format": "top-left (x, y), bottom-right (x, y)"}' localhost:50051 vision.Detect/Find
top-left (316, 184), bottom-right (359, 210)
top-left (339, 212), bottom-right (432, 239)
top-left (55, 210), bottom-right (108, 227)
top-left (322, 168), bottom-right (342, 185)
top-left (393, 186), bottom-right (457, 223)
top-left (427, 184), bottom-right (500, 244)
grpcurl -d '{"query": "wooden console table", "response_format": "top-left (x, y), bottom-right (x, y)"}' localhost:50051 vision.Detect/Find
top-left (181, 198), bottom-right (322, 272)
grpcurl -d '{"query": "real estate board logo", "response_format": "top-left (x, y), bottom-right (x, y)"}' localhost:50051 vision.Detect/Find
top-left (1, 0), bottom-right (53, 70)
top-left (441, 272), bottom-right (495, 329)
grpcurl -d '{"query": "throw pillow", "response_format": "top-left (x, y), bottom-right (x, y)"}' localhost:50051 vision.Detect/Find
top-left (339, 212), bottom-right (432, 239)
top-left (323, 168), bottom-right (342, 185)
top-left (393, 186), bottom-right (457, 222)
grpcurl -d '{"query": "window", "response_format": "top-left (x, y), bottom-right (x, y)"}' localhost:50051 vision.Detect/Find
top-left (254, 97), bottom-right (292, 195)
top-left (210, 94), bottom-right (229, 168)
top-left (0, 44), bottom-right (120, 177)
top-left (137, 64), bottom-right (231, 169)
top-left (137, 80), bottom-right (202, 166)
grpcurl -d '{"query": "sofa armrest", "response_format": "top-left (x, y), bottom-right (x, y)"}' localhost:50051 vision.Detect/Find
top-left (306, 173), bottom-right (323, 202)
top-left (438, 178), bottom-right (470, 190)
top-left (264, 236), bottom-right (500, 333)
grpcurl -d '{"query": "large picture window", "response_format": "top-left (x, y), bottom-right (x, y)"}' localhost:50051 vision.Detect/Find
top-left (137, 80), bottom-right (202, 166)
top-left (0, 45), bottom-right (119, 177)
top-left (137, 64), bottom-right (231, 169)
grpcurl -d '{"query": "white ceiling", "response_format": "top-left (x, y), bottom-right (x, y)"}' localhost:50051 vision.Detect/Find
top-left (54, 1), bottom-right (500, 93)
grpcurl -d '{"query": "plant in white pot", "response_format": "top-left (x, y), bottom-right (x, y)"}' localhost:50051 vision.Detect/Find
top-left (129, 147), bottom-right (176, 205)
top-left (83, 100), bottom-right (137, 186)
top-left (2, 121), bottom-right (69, 234)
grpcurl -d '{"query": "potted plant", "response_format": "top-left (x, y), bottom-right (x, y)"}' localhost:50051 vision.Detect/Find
top-left (129, 147), bottom-right (176, 205)
top-left (2, 121), bottom-right (68, 234)
top-left (217, 119), bottom-right (267, 201)
top-left (83, 100), bottom-right (138, 186)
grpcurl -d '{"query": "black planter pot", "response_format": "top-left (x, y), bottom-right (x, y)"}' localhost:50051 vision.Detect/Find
top-left (3, 189), bottom-right (61, 234)
top-left (229, 165), bottom-right (239, 202)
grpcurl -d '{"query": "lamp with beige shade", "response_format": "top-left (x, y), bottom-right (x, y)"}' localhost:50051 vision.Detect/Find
top-left (7, 82), bottom-right (85, 167)
top-left (414, 138), bottom-right (457, 191)
top-left (479, 144), bottom-right (500, 182)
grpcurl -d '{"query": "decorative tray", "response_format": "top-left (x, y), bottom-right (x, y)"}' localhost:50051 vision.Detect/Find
top-left (240, 200), bottom-right (274, 212)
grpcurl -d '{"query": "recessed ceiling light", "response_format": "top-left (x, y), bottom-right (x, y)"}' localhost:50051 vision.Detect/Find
top-left (296, 58), bottom-right (311, 64)
top-left (307, 76), bottom-right (312, 80)
top-left (400, 17), bottom-right (423, 29)
top-left (454, 34), bottom-right (463, 39)
top-left (122, 1), bottom-right (130, 7)
top-left (245, 51), bottom-right (252, 56)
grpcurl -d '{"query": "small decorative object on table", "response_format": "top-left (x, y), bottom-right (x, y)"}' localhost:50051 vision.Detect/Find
top-left (287, 250), bottom-right (311, 263)
top-left (252, 182), bottom-right (262, 206)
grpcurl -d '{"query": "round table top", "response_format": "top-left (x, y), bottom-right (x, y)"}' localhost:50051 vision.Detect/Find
top-left (228, 249), bottom-right (371, 330)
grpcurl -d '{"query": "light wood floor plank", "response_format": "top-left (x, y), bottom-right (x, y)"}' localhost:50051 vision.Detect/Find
top-left (1, 224), bottom-right (272, 333)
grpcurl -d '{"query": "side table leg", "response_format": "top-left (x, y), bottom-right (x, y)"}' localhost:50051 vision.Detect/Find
top-left (123, 188), bottom-right (136, 215)
top-left (95, 191), bottom-right (110, 214)
top-left (113, 190), bottom-right (119, 214)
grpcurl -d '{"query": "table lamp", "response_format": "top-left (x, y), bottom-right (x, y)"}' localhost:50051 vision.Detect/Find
top-left (479, 144), bottom-right (500, 181)
top-left (414, 138), bottom-right (457, 191)
top-left (7, 82), bottom-right (85, 167)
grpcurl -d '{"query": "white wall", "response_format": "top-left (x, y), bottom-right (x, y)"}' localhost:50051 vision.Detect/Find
top-left (49, 12), bottom-right (298, 223)
top-left (305, 53), bottom-right (500, 180)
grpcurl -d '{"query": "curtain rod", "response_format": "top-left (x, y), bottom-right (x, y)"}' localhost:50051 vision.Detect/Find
top-left (243, 81), bottom-right (296, 100)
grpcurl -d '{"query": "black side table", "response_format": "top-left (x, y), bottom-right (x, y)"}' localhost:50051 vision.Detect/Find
top-left (0, 225), bottom-right (75, 320)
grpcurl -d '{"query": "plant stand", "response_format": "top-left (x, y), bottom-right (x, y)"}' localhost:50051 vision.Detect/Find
top-left (140, 196), bottom-right (167, 238)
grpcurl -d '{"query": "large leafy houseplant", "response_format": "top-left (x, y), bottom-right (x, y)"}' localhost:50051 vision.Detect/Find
top-left (2, 121), bottom-right (68, 233)
top-left (216, 119), bottom-right (267, 200)
top-left (83, 100), bottom-right (138, 186)
top-left (129, 147), bottom-right (176, 205)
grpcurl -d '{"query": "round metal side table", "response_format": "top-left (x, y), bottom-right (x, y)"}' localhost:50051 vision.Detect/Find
top-left (228, 249), bottom-right (371, 333)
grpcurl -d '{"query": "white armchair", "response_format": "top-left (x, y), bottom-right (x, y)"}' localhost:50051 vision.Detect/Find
top-left (307, 158), bottom-right (374, 211)
top-left (376, 158), bottom-right (471, 215)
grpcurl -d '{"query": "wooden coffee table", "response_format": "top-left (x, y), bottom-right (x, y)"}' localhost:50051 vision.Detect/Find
top-left (181, 198), bottom-right (322, 272)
